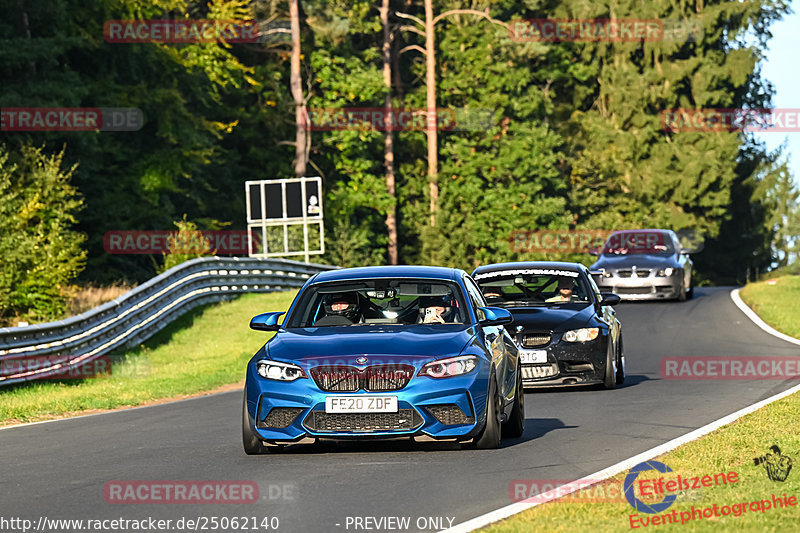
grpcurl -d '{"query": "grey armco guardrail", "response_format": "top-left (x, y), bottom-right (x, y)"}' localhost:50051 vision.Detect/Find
top-left (0, 256), bottom-right (335, 386)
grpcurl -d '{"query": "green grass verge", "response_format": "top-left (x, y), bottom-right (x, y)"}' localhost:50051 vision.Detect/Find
top-left (485, 392), bottom-right (800, 532)
top-left (0, 291), bottom-right (296, 425)
top-left (485, 280), bottom-right (800, 532)
top-left (740, 276), bottom-right (800, 339)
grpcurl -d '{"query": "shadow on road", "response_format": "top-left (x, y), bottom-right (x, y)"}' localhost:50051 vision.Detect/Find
top-left (523, 373), bottom-right (654, 393)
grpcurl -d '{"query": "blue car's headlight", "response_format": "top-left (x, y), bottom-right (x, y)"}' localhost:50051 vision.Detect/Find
top-left (419, 355), bottom-right (478, 379)
top-left (656, 267), bottom-right (674, 277)
top-left (563, 328), bottom-right (599, 342)
top-left (256, 360), bottom-right (306, 381)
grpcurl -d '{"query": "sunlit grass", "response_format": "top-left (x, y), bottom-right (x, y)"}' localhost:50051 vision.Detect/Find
top-left (0, 291), bottom-right (296, 425)
top-left (740, 276), bottom-right (800, 339)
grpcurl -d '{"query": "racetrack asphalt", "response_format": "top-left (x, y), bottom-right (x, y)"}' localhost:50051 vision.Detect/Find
top-left (1, 287), bottom-right (799, 533)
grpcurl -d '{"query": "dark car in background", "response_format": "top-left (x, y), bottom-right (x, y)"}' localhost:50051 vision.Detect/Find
top-left (472, 262), bottom-right (624, 389)
top-left (589, 229), bottom-right (693, 301)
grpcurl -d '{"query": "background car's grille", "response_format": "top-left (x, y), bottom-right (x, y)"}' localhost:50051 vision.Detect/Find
top-left (617, 269), bottom-right (651, 278)
top-left (615, 287), bottom-right (652, 295)
top-left (304, 409), bottom-right (424, 432)
top-left (520, 332), bottom-right (551, 347)
top-left (258, 407), bottom-right (304, 429)
top-left (425, 404), bottom-right (474, 426)
top-left (521, 364), bottom-right (558, 379)
top-left (310, 365), bottom-right (414, 392)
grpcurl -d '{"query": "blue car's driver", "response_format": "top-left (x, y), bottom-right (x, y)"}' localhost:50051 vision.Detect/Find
top-left (314, 292), bottom-right (360, 326)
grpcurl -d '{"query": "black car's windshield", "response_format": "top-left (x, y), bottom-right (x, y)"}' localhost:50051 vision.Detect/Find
top-left (287, 279), bottom-right (467, 327)
top-left (473, 269), bottom-right (590, 307)
top-left (602, 231), bottom-right (675, 255)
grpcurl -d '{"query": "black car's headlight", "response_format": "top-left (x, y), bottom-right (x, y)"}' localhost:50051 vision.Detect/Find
top-left (256, 360), bottom-right (306, 381)
top-left (419, 355), bottom-right (478, 379)
top-left (562, 328), bottom-right (599, 342)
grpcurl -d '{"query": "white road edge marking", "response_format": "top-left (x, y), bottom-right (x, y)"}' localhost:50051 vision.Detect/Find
top-left (730, 288), bottom-right (800, 347)
top-left (441, 289), bottom-right (800, 533)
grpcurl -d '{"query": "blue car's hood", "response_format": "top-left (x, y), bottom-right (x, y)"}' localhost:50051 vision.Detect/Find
top-left (591, 254), bottom-right (677, 270)
top-left (266, 325), bottom-right (477, 366)
top-left (506, 305), bottom-right (594, 331)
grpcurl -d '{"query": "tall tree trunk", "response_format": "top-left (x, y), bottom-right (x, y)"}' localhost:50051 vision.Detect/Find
top-left (380, 0), bottom-right (398, 265)
top-left (424, 0), bottom-right (438, 226)
top-left (289, 0), bottom-right (307, 178)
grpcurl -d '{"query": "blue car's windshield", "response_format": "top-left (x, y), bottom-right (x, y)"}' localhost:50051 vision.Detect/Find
top-left (286, 279), bottom-right (467, 327)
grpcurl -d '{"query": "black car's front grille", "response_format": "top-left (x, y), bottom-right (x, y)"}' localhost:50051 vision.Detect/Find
top-left (310, 365), bottom-right (415, 392)
top-left (520, 332), bottom-right (551, 348)
top-left (258, 407), bottom-right (304, 429)
top-left (303, 409), bottom-right (424, 432)
top-left (425, 404), bottom-right (474, 426)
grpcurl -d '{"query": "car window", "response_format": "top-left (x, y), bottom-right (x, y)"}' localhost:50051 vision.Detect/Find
top-left (601, 231), bottom-right (675, 255)
top-left (463, 276), bottom-right (486, 321)
top-left (286, 279), bottom-right (467, 327)
top-left (473, 269), bottom-right (591, 307)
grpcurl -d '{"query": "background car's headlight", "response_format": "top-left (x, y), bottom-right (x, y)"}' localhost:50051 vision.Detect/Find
top-left (656, 267), bottom-right (675, 277)
top-left (419, 355), bottom-right (478, 378)
top-left (563, 328), bottom-right (600, 342)
top-left (601, 270), bottom-right (613, 278)
top-left (256, 360), bottom-right (306, 381)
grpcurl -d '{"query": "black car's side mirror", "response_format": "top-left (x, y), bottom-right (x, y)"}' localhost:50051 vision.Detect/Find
top-left (250, 312), bottom-right (285, 331)
top-left (477, 306), bottom-right (513, 327)
top-left (599, 293), bottom-right (620, 306)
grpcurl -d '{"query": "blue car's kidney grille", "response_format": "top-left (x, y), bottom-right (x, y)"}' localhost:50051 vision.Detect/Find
top-left (310, 365), bottom-right (414, 392)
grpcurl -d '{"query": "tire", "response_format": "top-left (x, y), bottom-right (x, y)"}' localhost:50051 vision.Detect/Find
top-left (502, 370), bottom-right (525, 438)
top-left (677, 278), bottom-right (687, 302)
top-left (615, 335), bottom-right (626, 385)
top-left (603, 341), bottom-right (617, 390)
top-left (242, 394), bottom-right (271, 455)
top-left (687, 279), bottom-right (694, 299)
top-left (472, 375), bottom-right (502, 449)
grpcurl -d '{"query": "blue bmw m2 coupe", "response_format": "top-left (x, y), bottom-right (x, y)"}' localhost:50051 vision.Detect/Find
top-left (242, 265), bottom-right (524, 453)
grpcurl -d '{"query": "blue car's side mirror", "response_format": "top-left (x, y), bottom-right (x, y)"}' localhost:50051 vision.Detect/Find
top-left (250, 312), bottom-right (285, 331)
top-left (599, 293), bottom-right (620, 306)
top-left (477, 306), bottom-right (513, 327)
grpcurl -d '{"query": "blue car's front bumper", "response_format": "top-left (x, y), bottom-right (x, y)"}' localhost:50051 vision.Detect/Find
top-left (244, 360), bottom-right (491, 442)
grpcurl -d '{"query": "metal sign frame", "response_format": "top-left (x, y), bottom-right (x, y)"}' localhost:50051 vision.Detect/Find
top-left (245, 176), bottom-right (324, 262)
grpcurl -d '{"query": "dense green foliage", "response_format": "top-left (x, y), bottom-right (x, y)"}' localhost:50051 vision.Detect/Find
top-left (0, 144), bottom-right (86, 322)
top-left (0, 0), bottom-right (796, 321)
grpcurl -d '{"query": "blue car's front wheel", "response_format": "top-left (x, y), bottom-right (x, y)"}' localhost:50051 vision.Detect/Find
top-left (470, 376), bottom-right (502, 449)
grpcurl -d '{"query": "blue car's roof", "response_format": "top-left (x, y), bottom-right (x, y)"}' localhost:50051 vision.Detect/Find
top-left (310, 265), bottom-right (464, 284)
top-left (472, 261), bottom-right (587, 277)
